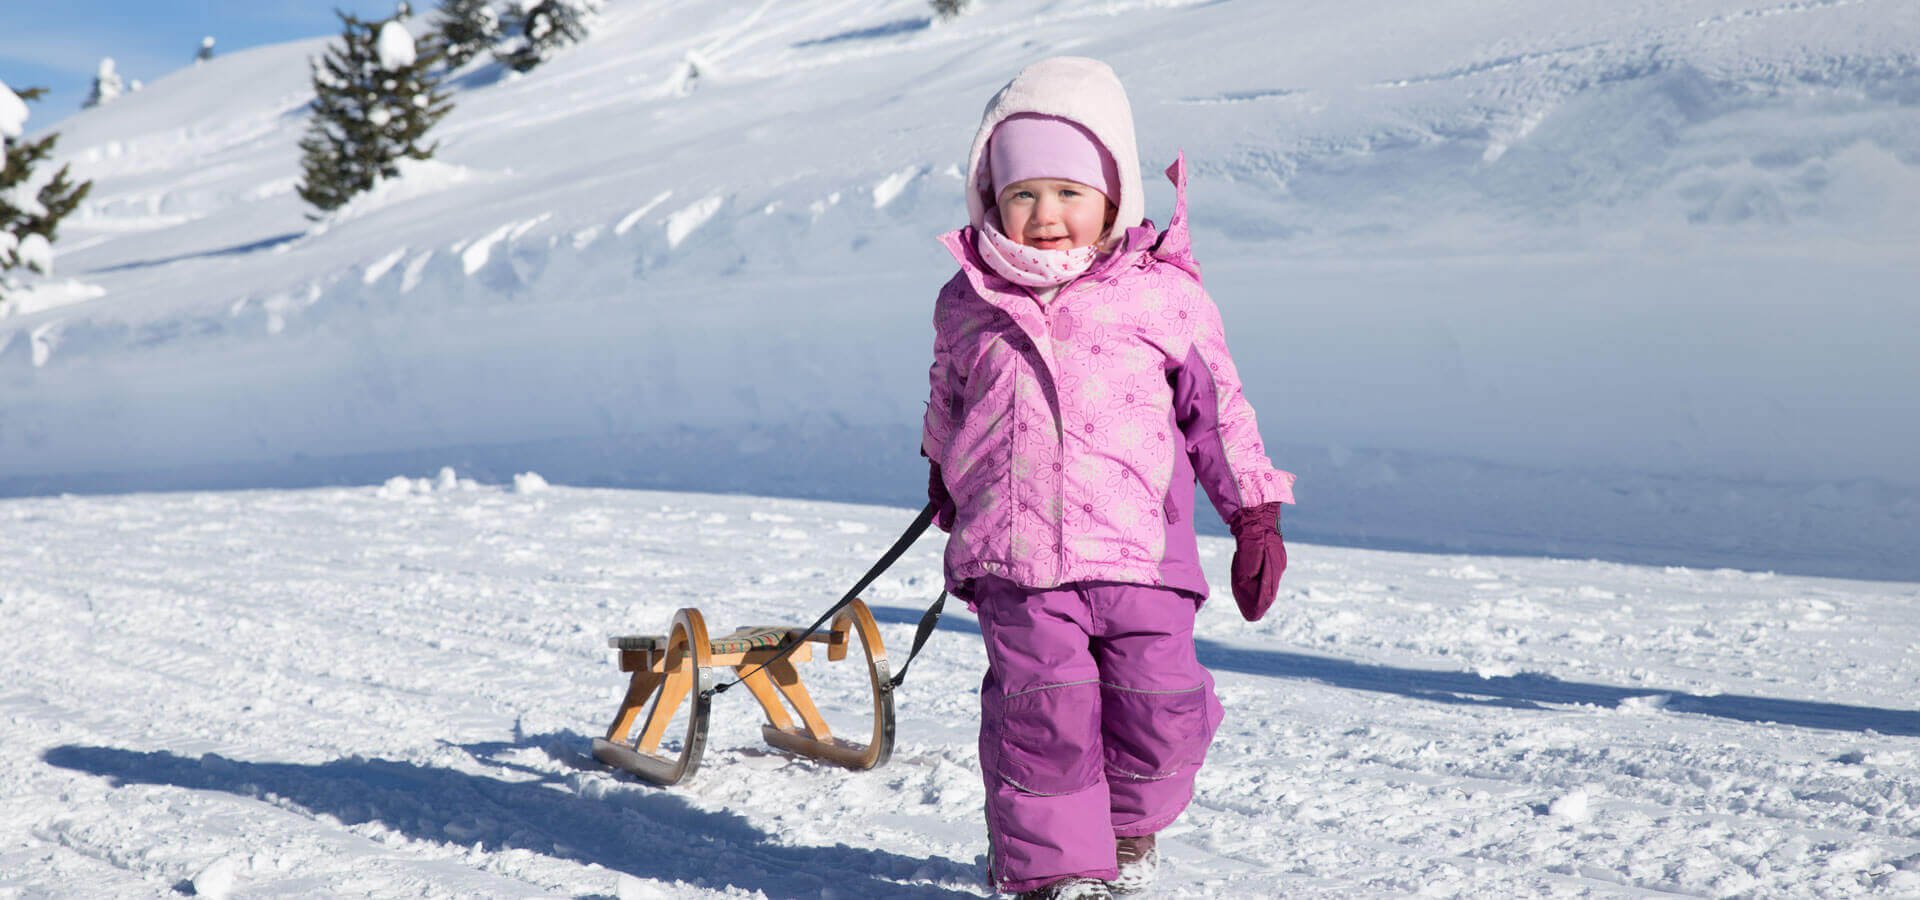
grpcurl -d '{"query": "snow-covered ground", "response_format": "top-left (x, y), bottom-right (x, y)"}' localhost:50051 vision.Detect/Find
top-left (2, 0), bottom-right (1918, 578)
top-left (4, 4), bottom-right (1917, 890)
top-left (3, 482), bottom-right (1917, 897)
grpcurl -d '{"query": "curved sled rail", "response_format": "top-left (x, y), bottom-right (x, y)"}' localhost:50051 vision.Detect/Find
top-left (593, 600), bottom-right (897, 786)
top-left (592, 607), bottom-right (714, 786)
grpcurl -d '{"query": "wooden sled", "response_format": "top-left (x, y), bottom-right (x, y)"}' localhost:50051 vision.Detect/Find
top-left (591, 599), bottom-right (896, 786)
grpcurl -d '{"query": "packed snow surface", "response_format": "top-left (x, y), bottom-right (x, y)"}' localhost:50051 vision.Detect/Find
top-left (3, 483), bottom-right (1918, 897)
top-left (2, 0), bottom-right (1918, 580)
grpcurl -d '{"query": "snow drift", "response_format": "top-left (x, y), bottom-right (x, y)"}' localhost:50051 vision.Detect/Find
top-left (2, 0), bottom-right (1918, 578)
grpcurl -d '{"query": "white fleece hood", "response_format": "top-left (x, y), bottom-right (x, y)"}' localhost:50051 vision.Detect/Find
top-left (965, 57), bottom-right (1145, 242)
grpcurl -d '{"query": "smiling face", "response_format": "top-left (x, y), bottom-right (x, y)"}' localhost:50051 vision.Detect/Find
top-left (996, 178), bottom-right (1117, 250)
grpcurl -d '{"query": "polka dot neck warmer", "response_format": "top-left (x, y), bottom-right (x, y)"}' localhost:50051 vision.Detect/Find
top-left (975, 215), bottom-right (1098, 290)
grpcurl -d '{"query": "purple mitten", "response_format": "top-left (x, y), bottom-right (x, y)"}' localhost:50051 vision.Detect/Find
top-left (928, 462), bottom-right (956, 532)
top-left (1227, 502), bottom-right (1287, 621)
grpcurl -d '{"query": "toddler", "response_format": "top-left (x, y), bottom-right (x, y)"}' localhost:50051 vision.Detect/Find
top-left (921, 58), bottom-right (1295, 899)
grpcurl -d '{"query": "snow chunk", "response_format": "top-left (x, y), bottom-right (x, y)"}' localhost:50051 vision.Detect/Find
top-left (1617, 693), bottom-right (1671, 713)
top-left (665, 195), bottom-right (724, 248)
top-left (616, 873), bottom-right (674, 900)
top-left (363, 247), bottom-right (408, 284)
top-left (4, 232), bottom-right (51, 274)
top-left (1548, 788), bottom-right (1591, 823)
top-left (460, 214), bottom-right (550, 274)
top-left (615, 190), bottom-right (673, 236)
top-left (328, 158), bottom-right (484, 225)
top-left (376, 21), bottom-right (418, 69)
top-left (512, 471), bottom-right (550, 493)
top-left (379, 467), bottom-right (476, 497)
top-left (400, 250), bottom-right (433, 293)
top-left (28, 320), bottom-right (61, 366)
top-left (14, 233), bottom-right (49, 273)
top-left (189, 856), bottom-right (240, 900)
top-left (872, 165), bottom-right (925, 209)
top-left (0, 279), bottom-right (106, 317)
top-left (379, 475), bottom-right (425, 498)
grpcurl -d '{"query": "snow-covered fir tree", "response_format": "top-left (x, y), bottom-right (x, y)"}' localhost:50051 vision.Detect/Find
top-left (432, 0), bottom-right (502, 70)
top-left (0, 82), bottom-right (93, 301)
top-left (196, 36), bottom-right (215, 64)
top-left (930, 0), bottom-right (973, 21)
top-left (84, 58), bottom-right (125, 109)
top-left (496, 0), bottom-right (599, 73)
top-left (297, 14), bottom-right (453, 216)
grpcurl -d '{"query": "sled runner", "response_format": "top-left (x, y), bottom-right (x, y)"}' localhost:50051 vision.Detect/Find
top-left (592, 599), bottom-right (896, 785)
top-left (592, 503), bottom-right (946, 787)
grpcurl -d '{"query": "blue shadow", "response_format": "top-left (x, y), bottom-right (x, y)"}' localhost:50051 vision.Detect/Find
top-left (42, 737), bottom-right (981, 898)
top-left (86, 232), bottom-right (303, 275)
top-left (1193, 642), bottom-right (1920, 735)
top-left (868, 605), bottom-right (1920, 735)
top-left (793, 17), bottom-right (931, 48)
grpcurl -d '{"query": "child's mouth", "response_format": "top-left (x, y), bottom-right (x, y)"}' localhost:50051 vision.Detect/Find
top-left (1030, 237), bottom-right (1070, 250)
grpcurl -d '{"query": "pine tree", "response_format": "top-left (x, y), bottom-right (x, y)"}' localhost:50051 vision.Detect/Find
top-left (432, 0), bottom-right (502, 70)
top-left (297, 13), bottom-right (454, 217)
top-left (496, 0), bottom-right (599, 73)
top-left (84, 58), bottom-right (126, 109)
top-left (1, 85), bottom-right (94, 300)
top-left (931, 0), bottom-right (972, 21)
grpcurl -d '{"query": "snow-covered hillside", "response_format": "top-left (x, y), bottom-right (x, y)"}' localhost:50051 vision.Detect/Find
top-left (2, 484), bottom-right (1917, 896)
top-left (3, 0), bottom-right (1919, 577)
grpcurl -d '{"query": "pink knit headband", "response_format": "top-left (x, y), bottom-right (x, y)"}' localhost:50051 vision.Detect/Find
top-left (986, 113), bottom-right (1120, 205)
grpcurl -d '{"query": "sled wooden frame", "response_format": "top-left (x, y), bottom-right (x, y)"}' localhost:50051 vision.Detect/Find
top-left (591, 599), bottom-right (896, 786)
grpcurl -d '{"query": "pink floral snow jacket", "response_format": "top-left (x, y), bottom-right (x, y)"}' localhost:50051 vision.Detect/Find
top-left (924, 156), bottom-right (1295, 604)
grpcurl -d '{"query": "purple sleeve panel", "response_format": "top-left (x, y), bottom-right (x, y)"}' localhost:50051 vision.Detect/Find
top-left (923, 321), bottom-right (960, 463)
top-left (1169, 288), bottom-right (1296, 525)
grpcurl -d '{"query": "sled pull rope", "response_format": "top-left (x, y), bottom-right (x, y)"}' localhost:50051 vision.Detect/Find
top-left (883, 590), bottom-right (945, 691)
top-left (704, 502), bottom-right (943, 700)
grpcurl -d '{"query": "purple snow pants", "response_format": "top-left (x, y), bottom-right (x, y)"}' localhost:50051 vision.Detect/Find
top-left (972, 576), bottom-right (1225, 894)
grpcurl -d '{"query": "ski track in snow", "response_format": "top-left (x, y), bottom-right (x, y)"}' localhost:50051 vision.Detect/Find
top-left (3, 483), bottom-right (1918, 897)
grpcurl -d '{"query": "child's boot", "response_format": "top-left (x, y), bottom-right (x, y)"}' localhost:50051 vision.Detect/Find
top-left (1014, 876), bottom-right (1114, 900)
top-left (1110, 834), bottom-right (1158, 894)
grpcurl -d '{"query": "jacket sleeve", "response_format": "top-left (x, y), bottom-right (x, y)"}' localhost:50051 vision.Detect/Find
top-left (922, 295), bottom-right (961, 465)
top-left (1169, 280), bottom-right (1296, 524)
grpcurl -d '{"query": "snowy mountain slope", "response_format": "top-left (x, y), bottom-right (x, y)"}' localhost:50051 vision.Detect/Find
top-left (2, 484), bottom-right (1917, 896)
top-left (3, 0), bottom-right (1919, 577)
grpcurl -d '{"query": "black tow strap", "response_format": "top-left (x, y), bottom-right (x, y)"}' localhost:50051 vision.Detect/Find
top-left (704, 502), bottom-right (946, 699)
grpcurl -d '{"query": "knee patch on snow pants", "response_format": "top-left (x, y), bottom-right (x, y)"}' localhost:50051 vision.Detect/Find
top-left (988, 679), bottom-right (1104, 796)
top-left (1100, 680), bottom-right (1214, 781)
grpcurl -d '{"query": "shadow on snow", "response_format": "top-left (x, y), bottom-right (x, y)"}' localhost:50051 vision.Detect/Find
top-left (41, 739), bottom-right (981, 898)
top-left (792, 17), bottom-right (931, 48)
top-left (869, 604), bottom-right (1920, 737)
top-left (84, 232), bottom-right (304, 275)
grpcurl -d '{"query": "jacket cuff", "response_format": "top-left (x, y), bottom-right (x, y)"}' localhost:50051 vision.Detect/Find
top-left (1236, 468), bottom-right (1296, 510)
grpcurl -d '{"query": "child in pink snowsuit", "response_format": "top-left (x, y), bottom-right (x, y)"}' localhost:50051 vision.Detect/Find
top-left (921, 58), bottom-right (1295, 898)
